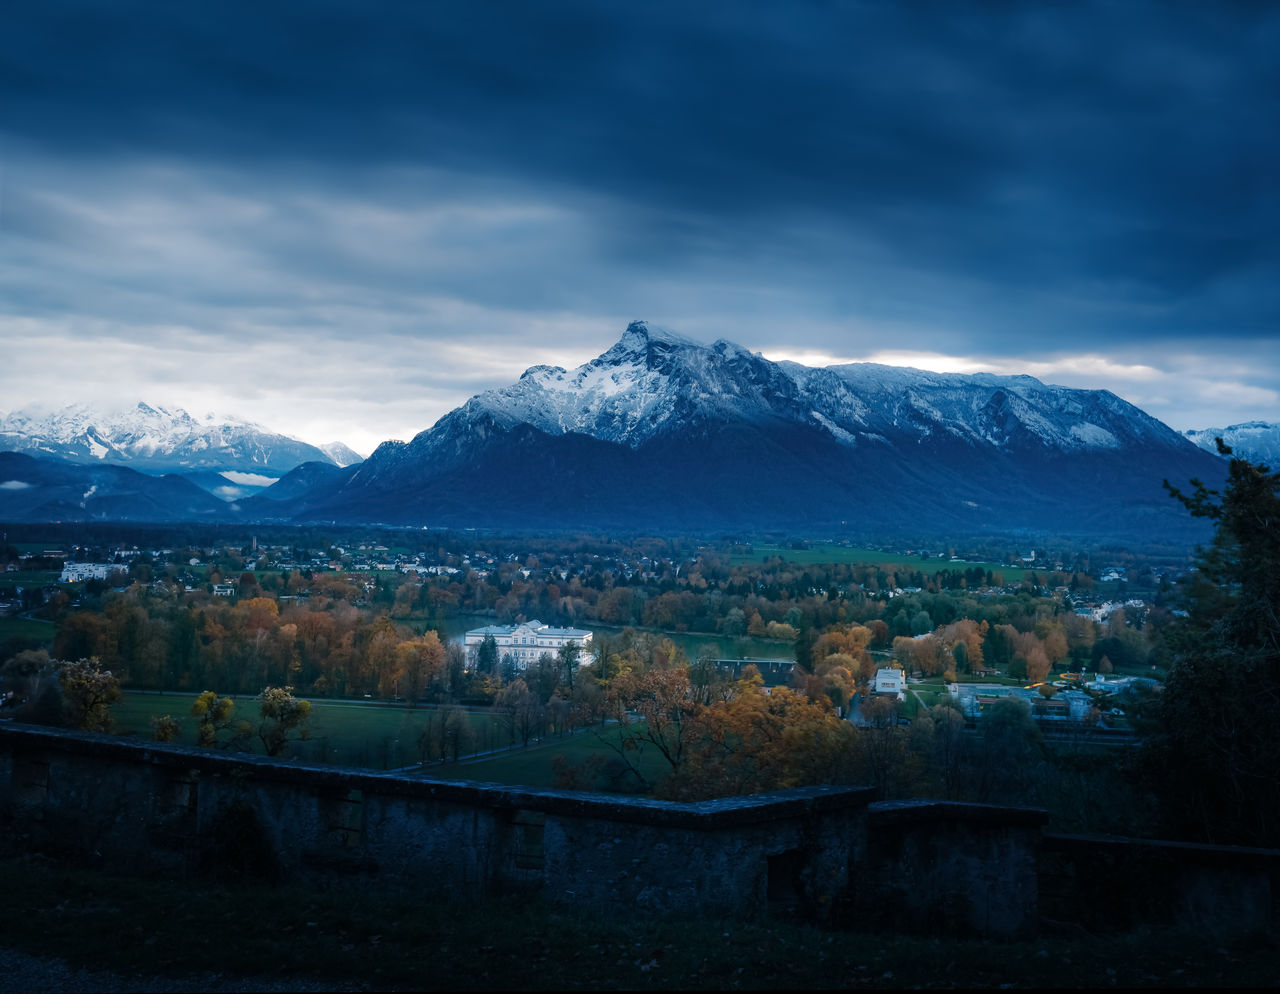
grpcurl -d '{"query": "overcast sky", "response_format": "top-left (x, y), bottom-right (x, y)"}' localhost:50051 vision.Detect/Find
top-left (2, 1), bottom-right (1277, 455)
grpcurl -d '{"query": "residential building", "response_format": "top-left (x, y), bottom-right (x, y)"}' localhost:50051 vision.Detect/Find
top-left (873, 668), bottom-right (907, 700)
top-left (60, 563), bottom-right (127, 582)
top-left (464, 619), bottom-right (593, 670)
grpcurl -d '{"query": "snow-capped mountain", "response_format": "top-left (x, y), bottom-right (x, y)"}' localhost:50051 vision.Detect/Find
top-left (251, 322), bottom-right (1225, 540)
top-left (367, 321), bottom-right (1176, 464)
top-left (319, 441), bottom-right (365, 467)
top-left (1184, 422), bottom-right (1280, 466)
top-left (0, 402), bottom-right (358, 477)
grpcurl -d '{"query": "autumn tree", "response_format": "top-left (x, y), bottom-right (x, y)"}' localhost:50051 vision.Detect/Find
top-left (151, 714), bottom-right (181, 742)
top-left (396, 631), bottom-right (447, 702)
top-left (58, 657), bottom-right (120, 733)
top-left (191, 690), bottom-right (248, 748)
top-left (659, 678), bottom-right (857, 801)
top-left (256, 685), bottom-right (312, 757)
top-left (597, 655), bottom-right (697, 790)
top-left (495, 678), bottom-right (543, 747)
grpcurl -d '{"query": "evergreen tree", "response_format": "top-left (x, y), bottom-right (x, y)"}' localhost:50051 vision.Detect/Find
top-left (476, 633), bottom-right (498, 674)
top-left (1141, 442), bottom-right (1280, 846)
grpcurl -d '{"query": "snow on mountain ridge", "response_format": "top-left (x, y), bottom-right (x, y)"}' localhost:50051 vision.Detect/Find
top-left (1185, 421), bottom-right (1280, 464)
top-left (0, 401), bottom-right (358, 475)
top-left (407, 322), bottom-right (1196, 460)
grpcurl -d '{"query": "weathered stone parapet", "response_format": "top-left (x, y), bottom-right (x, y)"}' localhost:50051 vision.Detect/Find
top-left (0, 723), bottom-right (873, 923)
top-left (12, 724), bottom-right (1269, 937)
top-left (861, 799), bottom-right (1049, 940)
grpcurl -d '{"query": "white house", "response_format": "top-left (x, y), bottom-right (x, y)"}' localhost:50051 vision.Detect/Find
top-left (464, 619), bottom-right (594, 671)
top-left (60, 563), bottom-right (127, 582)
top-left (873, 668), bottom-right (907, 700)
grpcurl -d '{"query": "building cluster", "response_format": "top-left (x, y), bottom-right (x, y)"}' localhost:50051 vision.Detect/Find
top-left (947, 682), bottom-right (1095, 723)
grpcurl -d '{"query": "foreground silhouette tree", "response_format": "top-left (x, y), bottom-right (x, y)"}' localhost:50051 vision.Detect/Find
top-left (1142, 441), bottom-right (1280, 846)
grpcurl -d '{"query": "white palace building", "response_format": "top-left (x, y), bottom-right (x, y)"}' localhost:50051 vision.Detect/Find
top-left (464, 619), bottom-right (594, 671)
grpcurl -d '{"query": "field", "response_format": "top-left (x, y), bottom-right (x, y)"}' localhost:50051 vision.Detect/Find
top-left (0, 569), bottom-right (61, 584)
top-left (0, 615), bottom-right (57, 645)
top-left (456, 723), bottom-right (672, 791)
top-left (729, 543), bottom-right (1030, 581)
top-left (112, 692), bottom-right (519, 770)
top-left (111, 690), bottom-right (671, 790)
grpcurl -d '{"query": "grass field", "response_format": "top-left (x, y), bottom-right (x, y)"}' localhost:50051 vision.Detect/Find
top-left (729, 543), bottom-right (1030, 581)
top-left (0, 569), bottom-right (61, 583)
top-left (0, 615), bottom-right (57, 646)
top-left (457, 723), bottom-right (672, 791)
top-left (111, 690), bottom-right (669, 789)
top-left (111, 692), bottom-right (518, 770)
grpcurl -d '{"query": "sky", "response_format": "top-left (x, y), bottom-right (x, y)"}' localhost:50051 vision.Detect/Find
top-left (2, 1), bottom-right (1277, 456)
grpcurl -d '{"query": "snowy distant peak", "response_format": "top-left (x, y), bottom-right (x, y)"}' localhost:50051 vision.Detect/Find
top-left (319, 441), bottom-right (365, 467)
top-left (1185, 421), bottom-right (1280, 464)
top-left (0, 401), bottom-right (360, 475)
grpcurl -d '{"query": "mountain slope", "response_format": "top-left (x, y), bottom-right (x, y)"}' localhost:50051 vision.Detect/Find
top-left (252, 322), bottom-right (1225, 540)
top-left (0, 452), bottom-right (237, 523)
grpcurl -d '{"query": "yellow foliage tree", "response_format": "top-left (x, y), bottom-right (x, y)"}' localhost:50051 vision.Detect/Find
top-left (256, 685), bottom-right (311, 757)
top-left (659, 681), bottom-right (857, 801)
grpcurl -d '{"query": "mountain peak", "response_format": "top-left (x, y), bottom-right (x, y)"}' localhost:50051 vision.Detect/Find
top-left (617, 320), bottom-right (701, 352)
top-left (1185, 421), bottom-right (1280, 464)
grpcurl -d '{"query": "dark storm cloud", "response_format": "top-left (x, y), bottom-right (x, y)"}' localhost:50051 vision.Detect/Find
top-left (5, 1), bottom-right (1278, 349)
top-left (2, 1), bottom-right (1278, 444)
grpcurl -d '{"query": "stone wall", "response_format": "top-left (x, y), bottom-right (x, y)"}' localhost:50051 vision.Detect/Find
top-left (0, 724), bottom-right (876, 923)
top-left (10, 723), bottom-right (1270, 937)
top-left (861, 800), bottom-right (1049, 939)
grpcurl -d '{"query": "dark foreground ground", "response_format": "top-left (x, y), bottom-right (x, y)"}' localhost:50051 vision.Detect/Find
top-left (1, 854), bottom-right (1276, 991)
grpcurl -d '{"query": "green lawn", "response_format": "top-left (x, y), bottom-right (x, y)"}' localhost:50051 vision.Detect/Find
top-left (0, 569), bottom-right (61, 584)
top-left (0, 615), bottom-right (57, 646)
top-left (456, 722), bottom-right (672, 792)
top-left (111, 691), bottom-right (667, 790)
top-left (111, 692), bottom-right (514, 770)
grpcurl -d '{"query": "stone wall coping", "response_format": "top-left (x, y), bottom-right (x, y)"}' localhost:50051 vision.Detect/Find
top-left (1043, 831), bottom-right (1280, 866)
top-left (0, 722), bottom-right (876, 830)
top-left (868, 799), bottom-right (1049, 829)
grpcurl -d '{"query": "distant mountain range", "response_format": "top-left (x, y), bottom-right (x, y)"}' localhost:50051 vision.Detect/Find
top-left (0, 402), bottom-right (362, 500)
top-left (1184, 421), bottom-right (1280, 466)
top-left (237, 322), bottom-right (1226, 541)
top-left (0, 326), bottom-right (1243, 539)
top-left (0, 402), bottom-right (362, 474)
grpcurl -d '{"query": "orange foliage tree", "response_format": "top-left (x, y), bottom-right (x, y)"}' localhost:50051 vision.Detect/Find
top-left (657, 676), bottom-right (857, 801)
